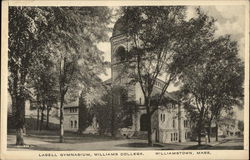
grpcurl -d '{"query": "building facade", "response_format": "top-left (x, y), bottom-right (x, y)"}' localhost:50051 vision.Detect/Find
top-left (63, 101), bottom-right (79, 131)
top-left (109, 17), bottom-right (191, 143)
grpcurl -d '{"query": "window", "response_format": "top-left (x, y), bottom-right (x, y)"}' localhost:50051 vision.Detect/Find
top-left (115, 46), bottom-right (127, 62)
top-left (184, 120), bottom-right (189, 128)
top-left (171, 133), bottom-right (173, 141)
top-left (71, 121), bottom-right (73, 128)
top-left (173, 119), bottom-right (175, 128)
top-left (161, 114), bottom-right (165, 122)
top-left (118, 96), bottom-right (121, 105)
top-left (140, 114), bottom-right (148, 131)
top-left (70, 107), bottom-right (77, 113)
top-left (74, 120), bottom-right (77, 128)
top-left (30, 101), bottom-right (37, 110)
top-left (139, 98), bottom-right (142, 105)
top-left (172, 104), bottom-right (175, 109)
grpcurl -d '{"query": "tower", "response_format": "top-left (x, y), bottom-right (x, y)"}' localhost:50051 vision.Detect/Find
top-left (110, 17), bottom-right (130, 85)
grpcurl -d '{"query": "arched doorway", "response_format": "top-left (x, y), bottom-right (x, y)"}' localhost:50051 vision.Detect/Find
top-left (140, 114), bottom-right (148, 131)
top-left (115, 46), bottom-right (127, 62)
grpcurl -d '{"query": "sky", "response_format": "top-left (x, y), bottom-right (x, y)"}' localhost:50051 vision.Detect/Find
top-left (97, 5), bottom-right (246, 120)
top-left (98, 5), bottom-right (246, 81)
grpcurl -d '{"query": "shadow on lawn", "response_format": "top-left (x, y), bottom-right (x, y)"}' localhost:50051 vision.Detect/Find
top-left (25, 131), bottom-right (121, 141)
top-left (116, 142), bottom-right (164, 148)
top-left (209, 145), bottom-right (243, 150)
top-left (8, 144), bottom-right (74, 151)
top-left (22, 133), bottom-right (124, 145)
top-left (183, 144), bottom-right (213, 150)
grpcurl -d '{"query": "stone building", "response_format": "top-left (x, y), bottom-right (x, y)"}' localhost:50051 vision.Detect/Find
top-left (106, 17), bottom-right (191, 143)
top-left (63, 101), bottom-right (79, 131)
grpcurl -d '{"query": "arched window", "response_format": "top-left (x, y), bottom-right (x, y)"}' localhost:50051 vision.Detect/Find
top-left (140, 114), bottom-right (148, 131)
top-left (75, 120), bottom-right (77, 128)
top-left (173, 119), bottom-right (175, 128)
top-left (115, 46), bottom-right (127, 62)
top-left (161, 114), bottom-right (165, 122)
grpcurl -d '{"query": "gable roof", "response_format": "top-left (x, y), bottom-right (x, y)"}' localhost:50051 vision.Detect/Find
top-left (64, 100), bottom-right (79, 108)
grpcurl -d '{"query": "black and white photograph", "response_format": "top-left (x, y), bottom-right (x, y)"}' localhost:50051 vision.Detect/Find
top-left (1, 0), bottom-right (249, 159)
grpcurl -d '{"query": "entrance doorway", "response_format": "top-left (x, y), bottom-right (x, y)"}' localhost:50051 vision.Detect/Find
top-left (140, 114), bottom-right (148, 131)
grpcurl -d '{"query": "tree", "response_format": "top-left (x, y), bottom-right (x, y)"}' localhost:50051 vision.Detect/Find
top-left (28, 44), bottom-right (59, 130)
top-left (197, 35), bottom-right (243, 142)
top-left (89, 83), bottom-right (135, 136)
top-left (43, 7), bottom-right (112, 142)
top-left (119, 6), bottom-right (218, 146)
top-left (8, 7), bottom-right (112, 144)
top-left (78, 86), bottom-right (104, 134)
top-left (118, 6), bottom-right (188, 146)
top-left (179, 15), bottom-right (243, 144)
top-left (8, 7), bottom-right (50, 145)
top-left (238, 120), bottom-right (244, 133)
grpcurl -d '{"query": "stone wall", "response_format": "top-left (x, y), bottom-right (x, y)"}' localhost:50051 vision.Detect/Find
top-left (64, 107), bottom-right (78, 131)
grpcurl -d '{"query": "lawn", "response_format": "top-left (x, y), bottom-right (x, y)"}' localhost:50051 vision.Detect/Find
top-left (7, 130), bottom-right (244, 151)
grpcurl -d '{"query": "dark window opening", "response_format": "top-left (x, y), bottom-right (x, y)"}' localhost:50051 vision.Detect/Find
top-left (115, 46), bottom-right (127, 62)
top-left (140, 114), bottom-right (148, 131)
top-left (173, 119), bottom-right (175, 128)
top-left (75, 120), bottom-right (77, 128)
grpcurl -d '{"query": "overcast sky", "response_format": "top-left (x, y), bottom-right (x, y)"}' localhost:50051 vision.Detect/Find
top-left (98, 5), bottom-right (246, 81)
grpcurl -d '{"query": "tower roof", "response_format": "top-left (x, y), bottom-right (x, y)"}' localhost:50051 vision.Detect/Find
top-left (112, 16), bottom-right (128, 37)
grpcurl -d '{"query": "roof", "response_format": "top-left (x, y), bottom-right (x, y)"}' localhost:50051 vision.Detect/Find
top-left (112, 16), bottom-right (128, 37)
top-left (103, 78), bottom-right (112, 85)
top-left (64, 100), bottom-right (79, 108)
top-left (102, 77), bottom-right (180, 102)
top-left (152, 86), bottom-right (179, 102)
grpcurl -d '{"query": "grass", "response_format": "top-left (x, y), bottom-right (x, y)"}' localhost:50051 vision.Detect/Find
top-left (7, 130), bottom-right (244, 151)
top-left (9, 129), bottom-right (124, 144)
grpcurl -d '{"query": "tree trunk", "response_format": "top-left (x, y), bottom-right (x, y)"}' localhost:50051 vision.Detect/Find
top-left (208, 121), bottom-right (212, 143)
top-left (10, 95), bottom-right (16, 124)
top-left (145, 98), bottom-right (153, 146)
top-left (59, 94), bottom-right (65, 143)
top-left (197, 115), bottom-right (203, 145)
top-left (178, 104), bottom-right (182, 142)
top-left (15, 96), bottom-right (25, 145)
top-left (197, 129), bottom-right (201, 146)
top-left (16, 128), bottom-right (25, 145)
top-left (78, 93), bottom-right (88, 134)
top-left (215, 121), bottom-right (218, 141)
top-left (111, 92), bottom-right (115, 137)
top-left (40, 102), bottom-right (45, 131)
top-left (37, 107), bottom-right (40, 130)
top-left (10, 69), bottom-right (18, 123)
top-left (46, 107), bottom-right (50, 130)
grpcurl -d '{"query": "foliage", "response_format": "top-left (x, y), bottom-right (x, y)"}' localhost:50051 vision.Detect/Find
top-left (118, 6), bottom-right (227, 145)
top-left (8, 6), bottom-right (112, 144)
top-left (119, 6), bottom-right (189, 145)
top-left (238, 120), bottom-right (244, 132)
top-left (8, 7), bottom-right (52, 145)
top-left (179, 9), bottom-right (244, 144)
top-left (91, 85), bottom-right (135, 136)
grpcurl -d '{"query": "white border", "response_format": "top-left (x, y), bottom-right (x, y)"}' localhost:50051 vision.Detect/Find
top-left (1, 1), bottom-right (249, 160)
